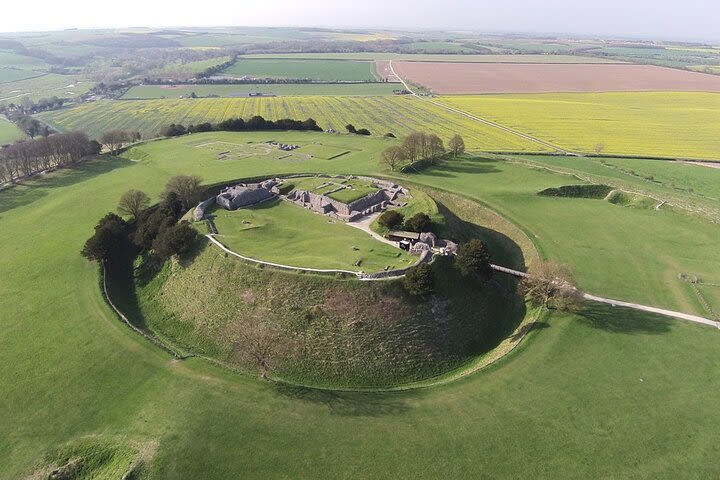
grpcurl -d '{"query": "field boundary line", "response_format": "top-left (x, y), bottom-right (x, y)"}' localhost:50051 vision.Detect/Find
top-left (387, 61), bottom-right (568, 153)
top-left (101, 263), bottom-right (185, 359)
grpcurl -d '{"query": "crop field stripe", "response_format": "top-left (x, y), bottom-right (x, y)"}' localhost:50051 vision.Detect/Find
top-left (36, 97), bottom-right (547, 152)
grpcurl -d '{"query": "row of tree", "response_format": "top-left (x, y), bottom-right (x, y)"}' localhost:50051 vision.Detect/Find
top-left (100, 129), bottom-right (142, 155)
top-left (159, 115), bottom-right (323, 138)
top-left (379, 133), bottom-right (466, 171)
top-left (0, 132), bottom-right (101, 184)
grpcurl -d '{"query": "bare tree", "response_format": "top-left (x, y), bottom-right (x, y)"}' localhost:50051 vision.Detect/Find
top-left (427, 133), bottom-right (445, 160)
top-left (233, 322), bottom-right (295, 380)
top-left (100, 129), bottom-right (140, 156)
top-left (379, 145), bottom-right (408, 171)
top-left (164, 175), bottom-right (203, 211)
top-left (117, 189), bottom-right (150, 219)
top-left (448, 134), bottom-right (465, 157)
top-left (594, 143), bottom-right (605, 155)
top-left (519, 261), bottom-right (584, 311)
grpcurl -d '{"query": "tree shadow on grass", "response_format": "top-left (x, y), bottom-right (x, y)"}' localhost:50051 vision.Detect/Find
top-left (509, 321), bottom-right (550, 341)
top-left (105, 255), bottom-right (150, 330)
top-left (0, 157), bottom-right (134, 216)
top-left (575, 302), bottom-right (672, 334)
top-left (405, 157), bottom-right (502, 178)
top-left (271, 382), bottom-right (413, 417)
top-left (436, 201), bottom-right (527, 271)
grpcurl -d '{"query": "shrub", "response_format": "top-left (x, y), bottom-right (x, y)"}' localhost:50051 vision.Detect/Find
top-left (152, 221), bottom-right (198, 260)
top-left (404, 212), bottom-right (432, 233)
top-left (80, 213), bottom-right (129, 262)
top-left (455, 239), bottom-right (492, 281)
top-left (378, 210), bottom-right (404, 230)
top-left (538, 184), bottom-right (613, 199)
top-left (403, 263), bottom-right (434, 296)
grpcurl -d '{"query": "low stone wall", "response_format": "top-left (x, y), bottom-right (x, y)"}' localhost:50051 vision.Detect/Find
top-left (361, 251), bottom-right (432, 280)
top-left (193, 196), bottom-right (216, 221)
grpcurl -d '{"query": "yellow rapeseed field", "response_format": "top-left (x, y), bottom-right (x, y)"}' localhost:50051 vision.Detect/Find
top-left (37, 96), bottom-right (547, 152)
top-left (438, 92), bottom-right (720, 160)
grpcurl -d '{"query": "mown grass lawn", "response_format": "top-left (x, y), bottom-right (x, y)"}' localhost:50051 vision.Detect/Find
top-left (211, 200), bottom-right (413, 273)
top-left (1, 131), bottom-right (720, 478)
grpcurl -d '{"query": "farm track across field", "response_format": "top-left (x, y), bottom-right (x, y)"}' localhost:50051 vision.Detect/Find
top-left (388, 61), bottom-right (567, 153)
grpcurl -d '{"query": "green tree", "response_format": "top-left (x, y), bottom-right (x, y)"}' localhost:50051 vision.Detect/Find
top-left (378, 210), bottom-right (404, 230)
top-left (519, 261), bottom-right (583, 311)
top-left (379, 145), bottom-right (408, 171)
top-left (152, 221), bottom-right (198, 260)
top-left (164, 175), bottom-right (203, 211)
top-left (448, 134), bottom-right (465, 157)
top-left (404, 212), bottom-right (432, 233)
top-left (345, 124), bottom-right (356, 134)
top-left (455, 239), bottom-right (493, 280)
top-left (403, 263), bottom-right (434, 296)
top-left (80, 213), bottom-right (129, 262)
top-left (117, 189), bottom-right (150, 220)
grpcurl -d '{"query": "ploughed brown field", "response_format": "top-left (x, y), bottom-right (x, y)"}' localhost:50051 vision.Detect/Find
top-left (375, 60), bottom-right (399, 82)
top-left (392, 62), bottom-right (720, 94)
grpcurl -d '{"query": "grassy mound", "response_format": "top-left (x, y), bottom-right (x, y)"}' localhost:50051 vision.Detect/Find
top-left (25, 437), bottom-right (150, 480)
top-left (607, 190), bottom-right (659, 209)
top-left (129, 242), bottom-right (525, 388)
top-left (538, 184), bottom-right (613, 199)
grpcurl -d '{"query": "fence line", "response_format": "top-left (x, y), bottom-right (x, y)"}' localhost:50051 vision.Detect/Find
top-left (101, 262), bottom-right (185, 359)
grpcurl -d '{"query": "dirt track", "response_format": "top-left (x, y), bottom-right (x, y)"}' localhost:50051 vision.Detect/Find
top-left (392, 62), bottom-right (720, 94)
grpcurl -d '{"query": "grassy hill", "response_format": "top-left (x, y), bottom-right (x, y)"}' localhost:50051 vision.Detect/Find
top-left (1, 131), bottom-right (720, 477)
top-left (126, 243), bottom-right (525, 388)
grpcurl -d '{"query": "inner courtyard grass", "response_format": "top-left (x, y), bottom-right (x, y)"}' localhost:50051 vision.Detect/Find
top-left (210, 200), bottom-right (413, 273)
top-left (1, 131), bottom-right (719, 478)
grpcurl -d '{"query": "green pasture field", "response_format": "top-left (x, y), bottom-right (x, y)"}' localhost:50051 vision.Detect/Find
top-left (0, 74), bottom-right (91, 103)
top-left (0, 67), bottom-right (42, 83)
top-left (522, 155), bottom-right (720, 204)
top-left (211, 199), bottom-right (413, 273)
top-left (2, 130), bottom-right (720, 478)
top-left (387, 155), bottom-right (720, 315)
top-left (121, 82), bottom-right (399, 98)
top-left (241, 53), bottom-right (620, 63)
top-left (151, 55), bottom-right (234, 77)
top-left (0, 116), bottom-right (25, 144)
top-left (223, 58), bottom-right (381, 81)
top-left (438, 92), bottom-right (720, 160)
top-left (0, 50), bottom-right (49, 70)
top-left (190, 138), bottom-right (354, 162)
top-left (36, 97), bottom-right (546, 152)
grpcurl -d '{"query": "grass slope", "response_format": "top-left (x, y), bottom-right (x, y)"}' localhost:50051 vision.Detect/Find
top-left (438, 92), bottom-right (720, 160)
top-left (0, 115), bottom-right (24, 144)
top-left (133, 246), bottom-right (523, 387)
top-left (1, 132), bottom-right (719, 478)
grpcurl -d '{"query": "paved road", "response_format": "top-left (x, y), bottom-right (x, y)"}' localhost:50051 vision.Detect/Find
top-left (387, 61), bottom-right (568, 154)
top-left (491, 264), bottom-right (720, 329)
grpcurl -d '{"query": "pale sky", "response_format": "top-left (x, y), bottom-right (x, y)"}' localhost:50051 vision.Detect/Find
top-left (1, 0), bottom-right (718, 43)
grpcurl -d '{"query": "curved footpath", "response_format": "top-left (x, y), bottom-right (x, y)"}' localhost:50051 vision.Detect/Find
top-left (491, 264), bottom-right (720, 329)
